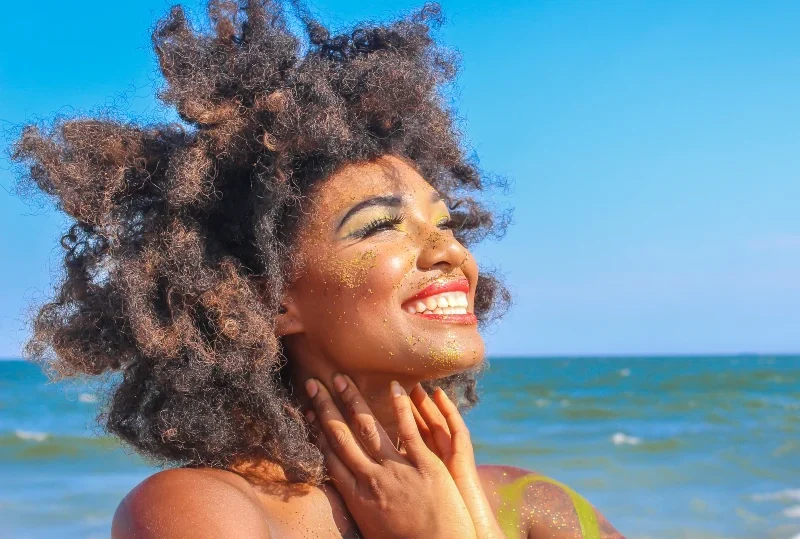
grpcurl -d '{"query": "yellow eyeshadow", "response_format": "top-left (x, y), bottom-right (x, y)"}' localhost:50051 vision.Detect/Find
top-left (433, 212), bottom-right (451, 225)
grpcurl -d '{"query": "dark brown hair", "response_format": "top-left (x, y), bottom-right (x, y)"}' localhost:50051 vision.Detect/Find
top-left (10, 0), bottom-right (510, 484)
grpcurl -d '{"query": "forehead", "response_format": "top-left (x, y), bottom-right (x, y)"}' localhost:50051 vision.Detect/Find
top-left (307, 154), bottom-right (437, 218)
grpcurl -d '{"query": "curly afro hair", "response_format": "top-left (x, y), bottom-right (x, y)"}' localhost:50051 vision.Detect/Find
top-left (10, 0), bottom-right (510, 484)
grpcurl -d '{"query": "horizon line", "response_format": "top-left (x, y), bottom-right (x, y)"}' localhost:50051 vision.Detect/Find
top-left (2, 352), bottom-right (799, 362)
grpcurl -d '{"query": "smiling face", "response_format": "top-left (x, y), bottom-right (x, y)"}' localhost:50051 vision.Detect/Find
top-left (278, 154), bottom-right (485, 381)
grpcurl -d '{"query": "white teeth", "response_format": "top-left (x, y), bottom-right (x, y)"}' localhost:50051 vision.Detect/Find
top-left (404, 291), bottom-right (469, 315)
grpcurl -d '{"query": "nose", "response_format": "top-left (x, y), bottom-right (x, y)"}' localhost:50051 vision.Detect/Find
top-left (415, 223), bottom-right (468, 272)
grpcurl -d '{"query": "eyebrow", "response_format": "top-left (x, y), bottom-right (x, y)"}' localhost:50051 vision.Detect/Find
top-left (337, 195), bottom-right (402, 231)
top-left (336, 191), bottom-right (446, 231)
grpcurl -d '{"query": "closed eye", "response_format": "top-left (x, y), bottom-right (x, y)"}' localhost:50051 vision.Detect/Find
top-left (437, 216), bottom-right (455, 230)
top-left (349, 214), bottom-right (405, 239)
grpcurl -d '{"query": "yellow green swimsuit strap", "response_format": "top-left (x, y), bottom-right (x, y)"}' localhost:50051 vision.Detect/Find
top-left (496, 473), bottom-right (600, 539)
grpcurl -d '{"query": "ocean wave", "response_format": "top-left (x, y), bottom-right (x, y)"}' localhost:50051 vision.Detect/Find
top-left (78, 393), bottom-right (98, 403)
top-left (611, 432), bottom-right (641, 445)
top-left (752, 489), bottom-right (800, 502)
top-left (1, 432), bottom-right (122, 460)
top-left (14, 430), bottom-right (48, 442)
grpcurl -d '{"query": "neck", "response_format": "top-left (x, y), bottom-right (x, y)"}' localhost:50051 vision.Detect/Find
top-left (288, 356), bottom-right (425, 446)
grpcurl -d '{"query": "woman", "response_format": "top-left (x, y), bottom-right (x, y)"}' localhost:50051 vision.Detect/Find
top-left (11, 1), bottom-right (624, 537)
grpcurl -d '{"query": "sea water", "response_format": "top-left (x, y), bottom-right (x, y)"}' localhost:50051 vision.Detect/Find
top-left (1, 356), bottom-right (798, 539)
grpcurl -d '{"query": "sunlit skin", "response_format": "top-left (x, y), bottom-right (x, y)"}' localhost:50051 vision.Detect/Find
top-left (111, 154), bottom-right (624, 539)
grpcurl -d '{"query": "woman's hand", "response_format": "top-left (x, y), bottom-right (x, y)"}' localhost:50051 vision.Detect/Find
top-left (305, 375), bottom-right (477, 539)
top-left (409, 384), bottom-right (506, 539)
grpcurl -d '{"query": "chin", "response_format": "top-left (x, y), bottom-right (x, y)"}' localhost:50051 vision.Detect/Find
top-left (419, 335), bottom-right (485, 376)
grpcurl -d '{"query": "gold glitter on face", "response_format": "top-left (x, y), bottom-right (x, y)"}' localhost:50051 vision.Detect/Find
top-left (426, 331), bottom-right (463, 370)
top-left (327, 249), bottom-right (378, 289)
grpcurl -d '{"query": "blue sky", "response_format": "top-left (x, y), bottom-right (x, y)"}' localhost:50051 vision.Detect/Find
top-left (1, 0), bottom-right (798, 357)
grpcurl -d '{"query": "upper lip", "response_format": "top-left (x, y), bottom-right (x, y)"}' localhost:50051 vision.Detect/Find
top-left (403, 277), bottom-right (470, 306)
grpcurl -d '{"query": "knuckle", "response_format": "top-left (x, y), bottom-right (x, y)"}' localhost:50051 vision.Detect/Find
top-left (365, 477), bottom-right (389, 509)
top-left (399, 429), bottom-right (418, 444)
top-left (366, 475), bottom-right (382, 495)
top-left (356, 418), bottom-right (380, 443)
top-left (330, 428), bottom-right (352, 452)
top-left (414, 456), bottom-right (437, 477)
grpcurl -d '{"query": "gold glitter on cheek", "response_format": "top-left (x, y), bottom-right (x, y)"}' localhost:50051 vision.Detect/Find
top-left (406, 334), bottom-right (423, 348)
top-left (327, 249), bottom-right (378, 289)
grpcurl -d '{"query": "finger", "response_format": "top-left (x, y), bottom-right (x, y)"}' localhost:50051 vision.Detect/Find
top-left (432, 387), bottom-right (476, 467)
top-left (306, 378), bottom-right (375, 475)
top-left (389, 381), bottom-right (430, 465)
top-left (409, 399), bottom-right (437, 456)
top-left (430, 390), bottom-right (499, 535)
top-left (410, 384), bottom-right (452, 458)
top-left (334, 374), bottom-right (399, 463)
top-left (306, 409), bottom-right (356, 491)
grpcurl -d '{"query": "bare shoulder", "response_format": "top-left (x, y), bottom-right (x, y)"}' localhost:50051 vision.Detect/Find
top-left (477, 465), bottom-right (626, 539)
top-left (112, 467), bottom-right (272, 539)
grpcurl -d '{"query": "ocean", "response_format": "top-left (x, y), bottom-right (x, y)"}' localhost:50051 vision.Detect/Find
top-left (1, 356), bottom-right (798, 539)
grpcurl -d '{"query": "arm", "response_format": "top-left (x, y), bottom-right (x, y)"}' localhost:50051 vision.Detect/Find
top-left (111, 468), bottom-right (272, 539)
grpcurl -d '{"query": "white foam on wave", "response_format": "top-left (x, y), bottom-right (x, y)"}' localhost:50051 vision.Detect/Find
top-left (784, 505), bottom-right (800, 518)
top-left (15, 430), bottom-right (48, 442)
top-left (611, 432), bottom-right (641, 446)
top-left (79, 393), bottom-right (98, 403)
top-left (752, 489), bottom-right (800, 502)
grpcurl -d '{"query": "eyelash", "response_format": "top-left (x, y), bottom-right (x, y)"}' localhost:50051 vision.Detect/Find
top-left (350, 214), bottom-right (454, 239)
top-left (437, 216), bottom-right (455, 230)
top-left (351, 214), bottom-right (406, 238)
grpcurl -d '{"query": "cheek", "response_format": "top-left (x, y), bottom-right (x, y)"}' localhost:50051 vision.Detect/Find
top-left (348, 247), bottom-right (416, 312)
top-left (309, 245), bottom-right (415, 316)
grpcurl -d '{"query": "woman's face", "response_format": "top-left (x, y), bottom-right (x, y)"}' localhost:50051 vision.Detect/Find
top-left (279, 154), bottom-right (484, 381)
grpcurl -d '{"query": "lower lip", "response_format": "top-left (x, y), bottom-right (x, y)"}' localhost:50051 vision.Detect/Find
top-left (410, 312), bottom-right (478, 325)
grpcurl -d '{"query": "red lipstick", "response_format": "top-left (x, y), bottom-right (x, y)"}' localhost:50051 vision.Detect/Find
top-left (404, 277), bottom-right (470, 304)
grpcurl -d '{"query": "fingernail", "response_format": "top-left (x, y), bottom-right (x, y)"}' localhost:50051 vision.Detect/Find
top-left (332, 374), bottom-right (347, 393)
top-left (305, 379), bottom-right (318, 398)
top-left (391, 381), bottom-right (403, 397)
top-left (305, 409), bottom-right (316, 423)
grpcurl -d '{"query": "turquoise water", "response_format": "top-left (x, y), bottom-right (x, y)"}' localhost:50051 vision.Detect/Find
top-left (1, 356), bottom-right (798, 538)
